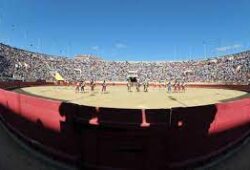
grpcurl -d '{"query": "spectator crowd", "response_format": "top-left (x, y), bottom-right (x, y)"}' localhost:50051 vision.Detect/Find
top-left (0, 43), bottom-right (250, 84)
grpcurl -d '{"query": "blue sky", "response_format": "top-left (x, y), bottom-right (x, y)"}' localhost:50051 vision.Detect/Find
top-left (0, 0), bottom-right (250, 61)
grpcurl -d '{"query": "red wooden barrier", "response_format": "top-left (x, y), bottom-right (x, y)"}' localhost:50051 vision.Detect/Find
top-left (0, 89), bottom-right (79, 163)
top-left (98, 108), bottom-right (142, 127)
top-left (0, 81), bottom-right (249, 169)
top-left (209, 98), bottom-right (250, 134)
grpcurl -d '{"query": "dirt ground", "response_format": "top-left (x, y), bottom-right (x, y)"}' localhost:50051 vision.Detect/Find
top-left (15, 86), bottom-right (249, 109)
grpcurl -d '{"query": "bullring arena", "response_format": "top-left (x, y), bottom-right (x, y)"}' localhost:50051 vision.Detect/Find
top-left (15, 84), bottom-right (250, 109)
top-left (0, 43), bottom-right (250, 170)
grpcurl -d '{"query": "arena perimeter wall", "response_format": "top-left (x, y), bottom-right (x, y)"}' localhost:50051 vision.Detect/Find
top-left (0, 81), bottom-right (249, 169)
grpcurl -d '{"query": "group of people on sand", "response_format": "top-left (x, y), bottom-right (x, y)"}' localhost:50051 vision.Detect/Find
top-left (75, 79), bottom-right (186, 94)
top-left (166, 80), bottom-right (186, 93)
top-left (127, 79), bottom-right (186, 94)
top-left (75, 79), bottom-right (107, 93)
top-left (127, 80), bottom-right (149, 92)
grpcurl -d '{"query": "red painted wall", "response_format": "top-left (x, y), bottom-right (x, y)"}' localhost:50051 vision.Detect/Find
top-left (0, 81), bottom-right (249, 169)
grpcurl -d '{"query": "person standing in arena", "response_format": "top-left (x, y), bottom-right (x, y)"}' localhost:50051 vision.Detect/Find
top-left (165, 79), bottom-right (168, 88)
top-left (181, 81), bottom-right (186, 92)
top-left (127, 79), bottom-right (132, 92)
top-left (173, 80), bottom-right (178, 93)
top-left (90, 79), bottom-right (95, 91)
top-left (167, 81), bottom-right (172, 93)
top-left (80, 80), bottom-right (86, 93)
top-left (102, 80), bottom-right (107, 93)
top-left (136, 82), bottom-right (140, 92)
top-left (177, 81), bottom-right (181, 92)
top-left (143, 80), bottom-right (149, 92)
top-left (75, 81), bottom-right (80, 93)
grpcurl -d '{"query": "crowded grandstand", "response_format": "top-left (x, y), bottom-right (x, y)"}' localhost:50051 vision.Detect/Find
top-left (0, 43), bottom-right (250, 84)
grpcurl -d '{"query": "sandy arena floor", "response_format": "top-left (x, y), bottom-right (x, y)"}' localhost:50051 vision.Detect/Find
top-left (14, 86), bottom-right (250, 109)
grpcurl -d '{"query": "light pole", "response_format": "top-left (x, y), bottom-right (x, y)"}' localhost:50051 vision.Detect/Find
top-left (203, 41), bottom-right (207, 59)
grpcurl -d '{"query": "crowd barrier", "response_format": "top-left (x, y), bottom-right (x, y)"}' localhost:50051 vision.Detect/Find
top-left (0, 80), bottom-right (54, 89)
top-left (0, 81), bottom-right (249, 169)
top-left (0, 89), bottom-right (80, 162)
top-left (187, 83), bottom-right (250, 92)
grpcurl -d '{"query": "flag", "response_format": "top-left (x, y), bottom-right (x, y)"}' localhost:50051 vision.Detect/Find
top-left (54, 72), bottom-right (64, 81)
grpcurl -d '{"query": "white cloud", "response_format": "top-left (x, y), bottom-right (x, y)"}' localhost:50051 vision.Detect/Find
top-left (91, 46), bottom-right (100, 51)
top-left (216, 44), bottom-right (242, 52)
top-left (115, 43), bottom-right (127, 49)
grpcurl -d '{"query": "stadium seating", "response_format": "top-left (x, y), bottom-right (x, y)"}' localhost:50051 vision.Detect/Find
top-left (0, 43), bottom-right (249, 84)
